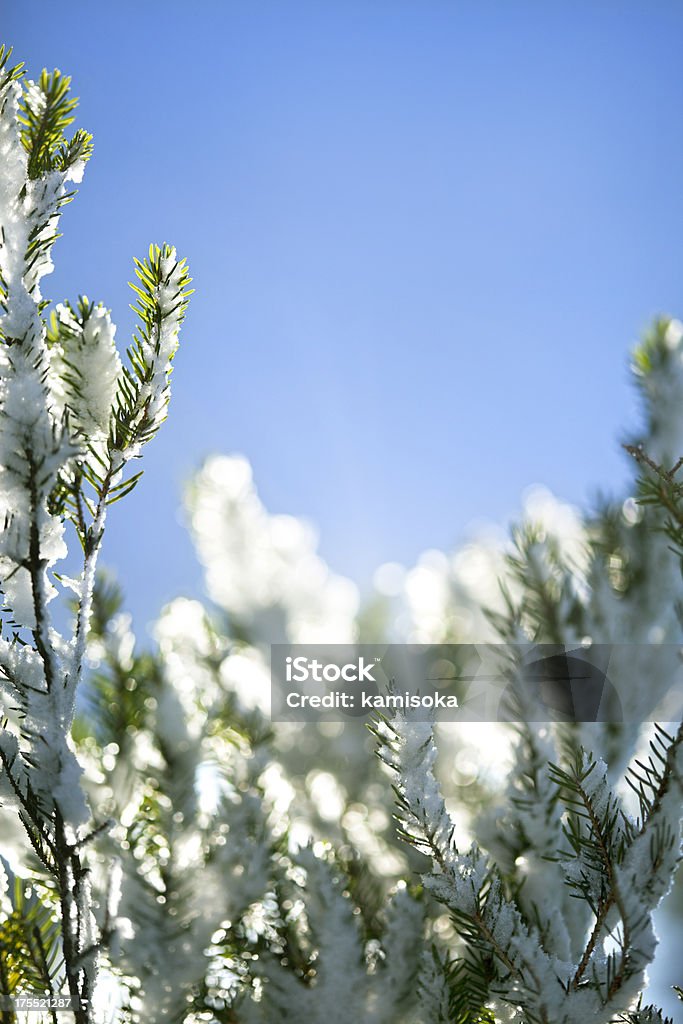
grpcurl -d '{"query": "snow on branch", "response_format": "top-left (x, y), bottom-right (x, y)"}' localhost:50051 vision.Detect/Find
top-left (376, 707), bottom-right (682, 1023)
top-left (0, 45), bottom-right (190, 1024)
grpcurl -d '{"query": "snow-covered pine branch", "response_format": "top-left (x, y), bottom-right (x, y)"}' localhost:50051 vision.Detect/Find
top-left (548, 726), bottom-right (683, 1011)
top-left (376, 706), bottom-right (682, 1023)
top-left (376, 710), bottom-right (575, 1024)
top-left (0, 45), bottom-right (189, 1023)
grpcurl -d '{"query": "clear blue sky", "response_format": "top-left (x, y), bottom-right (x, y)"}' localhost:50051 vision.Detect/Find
top-left (5, 1), bottom-right (683, 631)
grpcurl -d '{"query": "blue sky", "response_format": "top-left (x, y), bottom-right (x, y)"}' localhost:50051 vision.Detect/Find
top-left (5, 1), bottom-right (683, 630)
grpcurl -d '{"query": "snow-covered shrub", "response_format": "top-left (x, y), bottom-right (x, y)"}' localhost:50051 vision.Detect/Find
top-left (0, 42), bottom-right (681, 1024)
